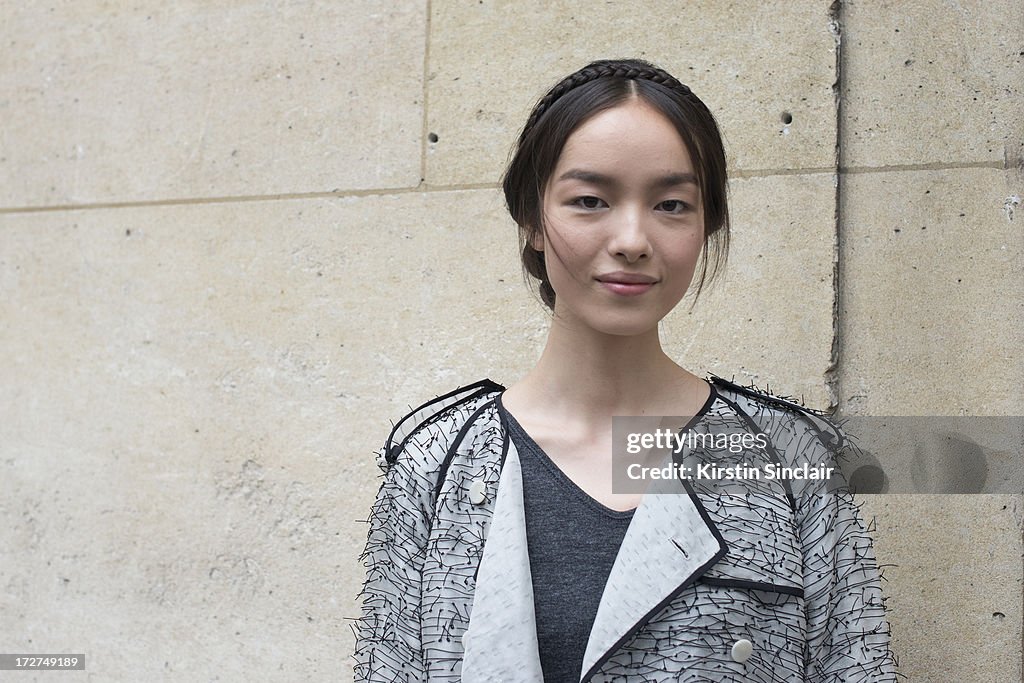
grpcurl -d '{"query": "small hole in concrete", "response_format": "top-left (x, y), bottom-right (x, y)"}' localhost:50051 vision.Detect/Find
top-left (781, 112), bottom-right (793, 125)
top-left (428, 132), bottom-right (439, 143)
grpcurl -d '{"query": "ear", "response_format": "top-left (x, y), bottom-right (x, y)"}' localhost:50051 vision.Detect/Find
top-left (527, 228), bottom-right (544, 252)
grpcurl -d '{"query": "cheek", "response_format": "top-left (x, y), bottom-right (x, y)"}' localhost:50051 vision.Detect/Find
top-left (662, 230), bottom-right (704, 263)
top-left (543, 222), bottom-right (600, 275)
top-left (661, 236), bottom-right (705, 287)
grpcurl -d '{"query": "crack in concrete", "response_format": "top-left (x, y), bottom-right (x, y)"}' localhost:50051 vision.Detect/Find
top-left (825, 0), bottom-right (844, 414)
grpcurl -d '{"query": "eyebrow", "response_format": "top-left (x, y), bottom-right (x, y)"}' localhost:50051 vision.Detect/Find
top-left (555, 168), bottom-right (698, 189)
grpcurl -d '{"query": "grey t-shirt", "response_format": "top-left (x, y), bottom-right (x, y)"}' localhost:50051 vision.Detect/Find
top-left (498, 399), bottom-right (635, 683)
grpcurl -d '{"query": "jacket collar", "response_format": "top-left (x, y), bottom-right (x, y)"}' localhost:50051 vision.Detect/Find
top-left (460, 440), bottom-right (543, 682)
top-left (580, 454), bottom-right (727, 680)
top-left (461, 433), bottom-right (728, 683)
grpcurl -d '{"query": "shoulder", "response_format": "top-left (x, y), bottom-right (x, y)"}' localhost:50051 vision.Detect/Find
top-left (707, 373), bottom-right (846, 451)
top-left (708, 373), bottom-right (860, 499)
top-left (378, 378), bottom-right (505, 471)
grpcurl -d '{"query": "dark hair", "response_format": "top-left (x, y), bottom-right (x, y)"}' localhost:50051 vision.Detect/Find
top-left (501, 58), bottom-right (730, 312)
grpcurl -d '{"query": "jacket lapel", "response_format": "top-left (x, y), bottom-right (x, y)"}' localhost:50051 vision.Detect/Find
top-left (579, 469), bottom-right (727, 680)
top-left (460, 440), bottom-right (545, 682)
top-left (461, 435), bottom-right (727, 683)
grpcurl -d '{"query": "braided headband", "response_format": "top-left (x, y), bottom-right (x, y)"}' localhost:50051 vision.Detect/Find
top-left (521, 60), bottom-right (693, 139)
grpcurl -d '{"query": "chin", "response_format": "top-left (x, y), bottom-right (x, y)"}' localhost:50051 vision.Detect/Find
top-left (553, 294), bottom-right (675, 337)
top-left (582, 311), bottom-right (664, 338)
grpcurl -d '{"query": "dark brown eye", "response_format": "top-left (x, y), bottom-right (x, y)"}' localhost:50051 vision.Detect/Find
top-left (659, 200), bottom-right (691, 214)
top-left (573, 196), bottom-right (606, 210)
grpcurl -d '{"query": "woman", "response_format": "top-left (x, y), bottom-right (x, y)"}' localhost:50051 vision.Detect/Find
top-left (352, 58), bottom-right (898, 682)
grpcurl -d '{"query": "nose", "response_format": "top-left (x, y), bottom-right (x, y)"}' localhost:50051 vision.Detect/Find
top-left (607, 205), bottom-right (652, 262)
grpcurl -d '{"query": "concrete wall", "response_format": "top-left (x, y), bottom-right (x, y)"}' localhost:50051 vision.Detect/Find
top-left (838, 2), bottom-right (1023, 680)
top-left (1, 1), bottom-right (1020, 680)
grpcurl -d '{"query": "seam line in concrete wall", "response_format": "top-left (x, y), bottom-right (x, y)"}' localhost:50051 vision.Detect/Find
top-left (0, 188), bottom-right (500, 214)
top-left (420, 0), bottom-right (432, 187)
top-left (730, 167), bottom-right (835, 177)
top-left (0, 162), bottom-right (999, 218)
top-left (0, 164), bottom-right (1006, 216)
top-left (825, 0), bottom-right (843, 413)
top-left (0, 172), bottom-right (821, 214)
top-left (0, 159), bottom-right (1004, 215)
top-left (839, 161), bottom-right (1006, 174)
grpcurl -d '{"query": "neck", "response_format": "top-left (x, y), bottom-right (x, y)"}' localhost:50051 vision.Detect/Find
top-left (522, 312), bottom-right (697, 420)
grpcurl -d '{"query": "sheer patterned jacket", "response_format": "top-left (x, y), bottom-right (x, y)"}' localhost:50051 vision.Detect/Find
top-left (351, 376), bottom-right (899, 682)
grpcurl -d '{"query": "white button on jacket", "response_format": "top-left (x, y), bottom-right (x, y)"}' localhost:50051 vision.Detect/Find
top-left (468, 478), bottom-right (488, 505)
top-left (731, 638), bottom-right (753, 664)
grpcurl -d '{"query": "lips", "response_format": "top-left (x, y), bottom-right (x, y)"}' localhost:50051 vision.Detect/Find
top-left (596, 271), bottom-right (658, 297)
top-left (596, 271), bottom-right (658, 285)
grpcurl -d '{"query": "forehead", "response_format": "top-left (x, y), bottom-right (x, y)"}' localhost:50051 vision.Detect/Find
top-left (555, 99), bottom-right (694, 173)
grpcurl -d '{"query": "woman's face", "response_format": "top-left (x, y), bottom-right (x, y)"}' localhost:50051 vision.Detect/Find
top-left (536, 98), bottom-right (705, 337)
